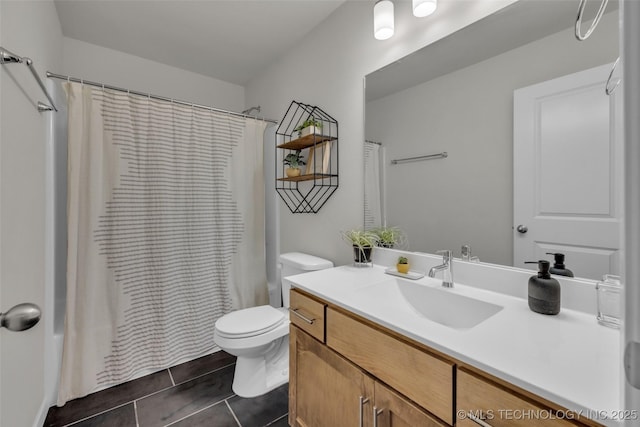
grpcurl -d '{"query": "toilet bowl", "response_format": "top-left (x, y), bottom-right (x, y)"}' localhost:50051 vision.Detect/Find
top-left (213, 252), bottom-right (333, 398)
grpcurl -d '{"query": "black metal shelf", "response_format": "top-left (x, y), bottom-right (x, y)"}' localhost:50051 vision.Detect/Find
top-left (275, 101), bottom-right (339, 214)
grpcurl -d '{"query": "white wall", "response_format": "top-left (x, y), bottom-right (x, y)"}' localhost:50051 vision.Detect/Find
top-left (0, 1), bottom-right (63, 426)
top-left (366, 12), bottom-right (618, 266)
top-left (245, 0), bottom-right (518, 266)
top-left (62, 37), bottom-right (245, 112)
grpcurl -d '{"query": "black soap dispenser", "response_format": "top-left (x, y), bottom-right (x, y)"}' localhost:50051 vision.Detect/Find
top-left (546, 252), bottom-right (574, 277)
top-left (525, 260), bottom-right (561, 315)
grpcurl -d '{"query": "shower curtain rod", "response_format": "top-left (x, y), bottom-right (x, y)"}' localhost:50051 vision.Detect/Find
top-left (46, 71), bottom-right (278, 124)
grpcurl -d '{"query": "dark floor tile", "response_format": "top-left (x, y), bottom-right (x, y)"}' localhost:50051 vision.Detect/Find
top-left (44, 369), bottom-right (173, 427)
top-left (170, 350), bottom-right (236, 384)
top-left (136, 364), bottom-right (235, 426)
top-left (71, 403), bottom-right (136, 427)
top-left (169, 401), bottom-right (238, 427)
top-left (265, 415), bottom-right (289, 427)
top-left (227, 384), bottom-right (288, 427)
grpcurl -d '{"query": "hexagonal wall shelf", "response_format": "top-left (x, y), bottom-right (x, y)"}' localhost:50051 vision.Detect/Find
top-left (275, 101), bottom-right (338, 213)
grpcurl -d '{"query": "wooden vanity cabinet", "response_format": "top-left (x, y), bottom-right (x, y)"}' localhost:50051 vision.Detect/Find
top-left (289, 324), bottom-right (446, 427)
top-left (289, 289), bottom-right (602, 427)
top-left (289, 290), bottom-right (445, 427)
top-left (326, 307), bottom-right (454, 425)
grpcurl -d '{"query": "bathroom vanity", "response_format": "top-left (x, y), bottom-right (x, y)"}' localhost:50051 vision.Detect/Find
top-left (286, 255), bottom-right (621, 427)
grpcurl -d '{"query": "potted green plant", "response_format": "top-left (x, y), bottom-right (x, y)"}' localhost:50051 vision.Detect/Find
top-left (372, 226), bottom-right (406, 248)
top-left (341, 229), bottom-right (379, 264)
top-left (294, 118), bottom-right (323, 137)
top-left (284, 150), bottom-right (306, 178)
top-left (397, 256), bottom-right (410, 274)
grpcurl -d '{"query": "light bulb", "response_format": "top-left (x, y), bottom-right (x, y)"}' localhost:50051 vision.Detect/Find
top-left (413, 0), bottom-right (437, 18)
top-left (374, 0), bottom-right (394, 40)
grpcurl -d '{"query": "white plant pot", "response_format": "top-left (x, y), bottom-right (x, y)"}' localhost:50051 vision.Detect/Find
top-left (300, 125), bottom-right (321, 137)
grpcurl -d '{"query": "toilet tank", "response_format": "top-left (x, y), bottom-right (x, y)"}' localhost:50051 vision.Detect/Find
top-left (280, 252), bottom-right (333, 308)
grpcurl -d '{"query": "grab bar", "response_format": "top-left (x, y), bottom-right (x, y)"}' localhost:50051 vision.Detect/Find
top-left (575, 0), bottom-right (609, 41)
top-left (0, 46), bottom-right (57, 112)
top-left (391, 152), bottom-right (447, 165)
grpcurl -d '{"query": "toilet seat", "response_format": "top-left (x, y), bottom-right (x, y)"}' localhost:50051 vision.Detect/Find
top-left (215, 305), bottom-right (286, 339)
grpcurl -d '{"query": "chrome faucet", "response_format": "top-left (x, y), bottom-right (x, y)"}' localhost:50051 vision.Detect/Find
top-left (461, 244), bottom-right (480, 262)
top-left (428, 250), bottom-right (454, 288)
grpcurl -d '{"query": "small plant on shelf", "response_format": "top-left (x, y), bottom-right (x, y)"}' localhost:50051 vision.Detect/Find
top-left (397, 256), bottom-right (410, 274)
top-left (294, 118), bottom-right (323, 137)
top-left (341, 229), bottom-right (379, 264)
top-left (284, 151), bottom-right (306, 178)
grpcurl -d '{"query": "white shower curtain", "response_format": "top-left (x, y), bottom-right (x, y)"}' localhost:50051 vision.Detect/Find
top-left (364, 141), bottom-right (383, 229)
top-left (58, 82), bottom-right (268, 404)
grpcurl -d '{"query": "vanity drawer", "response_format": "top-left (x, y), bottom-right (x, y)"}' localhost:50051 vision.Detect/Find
top-left (326, 307), bottom-right (455, 425)
top-left (289, 289), bottom-right (326, 342)
top-left (457, 368), bottom-right (583, 427)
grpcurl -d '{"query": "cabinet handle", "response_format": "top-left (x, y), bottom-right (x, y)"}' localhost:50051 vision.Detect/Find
top-left (373, 406), bottom-right (383, 427)
top-left (358, 396), bottom-right (370, 427)
top-left (468, 412), bottom-right (494, 427)
top-left (289, 308), bottom-right (315, 324)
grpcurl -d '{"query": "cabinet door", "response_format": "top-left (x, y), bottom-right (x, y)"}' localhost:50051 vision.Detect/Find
top-left (290, 325), bottom-right (375, 427)
top-left (374, 382), bottom-right (447, 427)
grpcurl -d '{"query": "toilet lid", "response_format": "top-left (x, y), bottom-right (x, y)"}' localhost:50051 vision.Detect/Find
top-left (215, 305), bottom-right (286, 339)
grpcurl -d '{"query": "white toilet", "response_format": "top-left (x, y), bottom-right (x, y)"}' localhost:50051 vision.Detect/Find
top-left (213, 252), bottom-right (333, 397)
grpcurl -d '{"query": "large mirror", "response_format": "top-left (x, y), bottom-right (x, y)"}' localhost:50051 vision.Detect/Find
top-left (364, 0), bottom-right (620, 280)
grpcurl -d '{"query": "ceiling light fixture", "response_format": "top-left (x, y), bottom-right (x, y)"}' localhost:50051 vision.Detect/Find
top-left (374, 0), bottom-right (394, 40)
top-left (412, 0), bottom-right (437, 17)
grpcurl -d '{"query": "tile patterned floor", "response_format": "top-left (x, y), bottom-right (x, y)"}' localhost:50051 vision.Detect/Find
top-left (43, 351), bottom-right (289, 427)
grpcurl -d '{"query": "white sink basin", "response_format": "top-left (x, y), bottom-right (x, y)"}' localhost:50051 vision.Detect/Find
top-left (357, 278), bottom-right (503, 329)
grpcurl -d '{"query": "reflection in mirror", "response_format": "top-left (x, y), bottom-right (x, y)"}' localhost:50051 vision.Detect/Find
top-left (364, 0), bottom-right (620, 280)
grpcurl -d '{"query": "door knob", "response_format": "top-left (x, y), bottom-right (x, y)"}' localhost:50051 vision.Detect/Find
top-left (0, 303), bottom-right (41, 331)
top-left (516, 225), bottom-right (528, 234)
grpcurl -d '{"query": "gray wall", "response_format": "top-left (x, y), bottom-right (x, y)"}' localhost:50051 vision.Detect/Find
top-left (245, 0), bottom-right (518, 266)
top-left (365, 12), bottom-right (618, 266)
top-left (62, 37), bottom-right (245, 112)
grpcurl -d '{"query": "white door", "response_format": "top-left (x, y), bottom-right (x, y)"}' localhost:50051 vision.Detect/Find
top-left (513, 63), bottom-right (623, 280)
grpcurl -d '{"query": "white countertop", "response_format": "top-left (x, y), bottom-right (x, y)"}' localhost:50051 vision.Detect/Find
top-left (288, 264), bottom-right (622, 427)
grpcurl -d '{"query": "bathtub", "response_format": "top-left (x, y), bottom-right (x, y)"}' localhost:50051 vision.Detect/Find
top-left (40, 79), bottom-right (67, 423)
